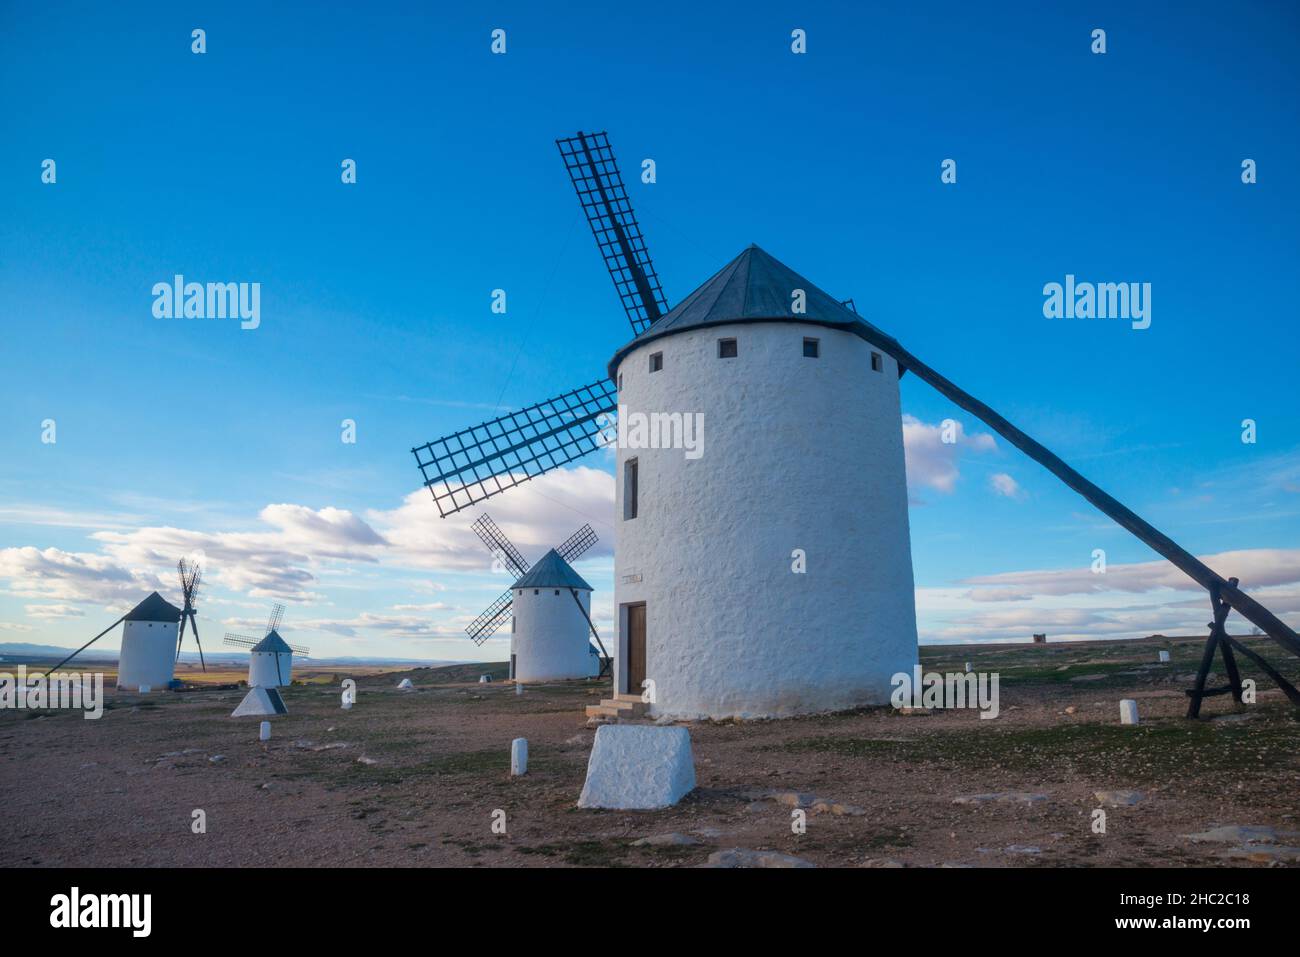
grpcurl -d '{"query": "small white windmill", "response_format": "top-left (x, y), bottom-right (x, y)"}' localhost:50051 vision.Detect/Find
top-left (224, 603), bottom-right (310, 688)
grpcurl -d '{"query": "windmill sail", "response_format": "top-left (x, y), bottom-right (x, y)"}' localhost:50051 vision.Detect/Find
top-left (556, 523), bottom-right (597, 563)
top-left (471, 514), bottom-right (530, 578)
top-left (556, 131), bottom-right (669, 334)
top-left (223, 633), bottom-right (261, 649)
top-left (412, 378), bottom-right (617, 518)
top-left (176, 558), bottom-right (206, 671)
top-left (466, 589), bottom-right (514, 645)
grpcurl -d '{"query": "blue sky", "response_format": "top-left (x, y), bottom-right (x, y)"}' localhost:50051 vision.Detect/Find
top-left (2, 0), bottom-right (1298, 658)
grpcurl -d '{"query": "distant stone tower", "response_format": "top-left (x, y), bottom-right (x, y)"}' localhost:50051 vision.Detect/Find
top-left (509, 549), bottom-right (597, 682)
top-left (117, 592), bottom-right (182, 691)
top-left (607, 245), bottom-right (919, 719)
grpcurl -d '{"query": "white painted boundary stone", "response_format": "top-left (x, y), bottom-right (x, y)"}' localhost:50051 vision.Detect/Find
top-left (479, 675), bottom-right (492, 684)
top-left (1159, 650), bottom-right (1171, 663)
top-left (578, 725), bottom-right (696, 809)
top-left (259, 721), bottom-right (271, 741)
top-left (511, 738), bottom-right (528, 776)
top-left (1119, 699), bottom-right (1139, 725)
top-left (397, 678), bottom-right (414, 690)
top-left (139, 685), bottom-right (151, 694)
top-left (515, 682), bottom-right (523, 696)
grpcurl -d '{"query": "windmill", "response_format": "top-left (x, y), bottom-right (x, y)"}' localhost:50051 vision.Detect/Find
top-left (469, 513), bottom-right (609, 679)
top-left (175, 558), bottom-right (206, 671)
top-left (46, 591), bottom-right (183, 691)
top-left (44, 558), bottom-right (196, 689)
top-left (224, 602), bottom-right (310, 688)
top-left (411, 129), bottom-right (1300, 720)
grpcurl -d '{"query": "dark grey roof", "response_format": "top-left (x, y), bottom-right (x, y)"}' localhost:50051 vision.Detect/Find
top-left (124, 591), bottom-right (182, 623)
top-left (252, 629), bottom-right (294, 654)
top-left (607, 244), bottom-right (903, 376)
top-left (512, 549), bottom-right (593, 591)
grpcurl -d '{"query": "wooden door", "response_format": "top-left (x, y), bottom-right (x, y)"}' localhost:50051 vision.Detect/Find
top-left (626, 604), bottom-right (646, 694)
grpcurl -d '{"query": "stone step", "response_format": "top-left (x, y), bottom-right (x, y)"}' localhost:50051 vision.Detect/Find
top-left (612, 693), bottom-right (644, 704)
top-left (584, 704), bottom-right (625, 718)
top-left (602, 698), bottom-right (646, 712)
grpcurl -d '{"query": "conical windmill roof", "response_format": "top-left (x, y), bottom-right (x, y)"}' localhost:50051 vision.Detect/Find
top-left (512, 549), bottom-right (593, 591)
top-left (123, 591), bottom-right (182, 623)
top-left (607, 244), bottom-right (903, 375)
top-left (252, 630), bottom-right (294, 654)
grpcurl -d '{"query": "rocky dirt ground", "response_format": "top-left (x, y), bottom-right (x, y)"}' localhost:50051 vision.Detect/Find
top-left (3, 636), bottom-right (1298, 868)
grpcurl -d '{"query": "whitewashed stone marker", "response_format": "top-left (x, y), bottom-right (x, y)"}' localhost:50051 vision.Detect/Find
top-left (397, 678), bottom-right (414, 690)
top-left (964, 662), bottom-right (972, 673)
top-left (511, 737), bottom-right (528, 776)
top-left (479, 675), bottom-right (492, 684)
top-left (139, 684), bottom-right (151, 694)
top-left (515, 682), bottom-right (523, 696)
top-left (259, 721), bottom-right (271, 741)
top-left (578, 725), bottom-right (696, 810)
top-left (1119, 699), bottom-right (1140, 725)
top-left (1158, 650), bottom-right (1171, 663)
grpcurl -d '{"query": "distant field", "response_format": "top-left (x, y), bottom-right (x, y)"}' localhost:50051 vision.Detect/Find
top-left (5, 657), bottom-right (430, 687)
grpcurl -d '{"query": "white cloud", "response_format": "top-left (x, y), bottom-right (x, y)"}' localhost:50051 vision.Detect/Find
top-left (961, 548), bottom-right (1300, 601)
top-left (0, 546), bottom-right (161, 604)
top-left (90, 504), bottom-right (389, 602)
top-left (918, 549), bottom-right (1300, 644)
top-left (25, 604), bottom-right (86, 620)
top-left (988, 472), bottom-right (1024, 499)
top-left (370, 466), bottom-right (615, 574)
top-left (0, 467), bottom-right (614, 653)
top-left (901, 415), bottom-right (997, 497)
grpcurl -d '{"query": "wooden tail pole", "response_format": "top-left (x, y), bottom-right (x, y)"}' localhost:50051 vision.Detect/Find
top-left (568, 587), bottom-right (612, 678)
top-left (189, 612), bottom-right (207, 672)
top-left (44, 616), bottom-right (126, 676)
top-left (874, 341), bottom-right (1300, 668)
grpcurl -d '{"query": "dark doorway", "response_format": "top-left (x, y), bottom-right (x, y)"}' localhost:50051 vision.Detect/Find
top-left (626, 603), bottom-right (646, 694)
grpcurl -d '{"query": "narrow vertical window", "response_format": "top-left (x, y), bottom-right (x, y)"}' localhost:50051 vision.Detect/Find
top-left (718, 338), bottom-right (738, 358)
top-left (624, 457), bottom-right (639, 519)
top-left (649, 352), bottom-right (663, 373)
top-left (803, 337), bottom-right (819, 358)
top-left (871, 351), bottom-right (883, 372)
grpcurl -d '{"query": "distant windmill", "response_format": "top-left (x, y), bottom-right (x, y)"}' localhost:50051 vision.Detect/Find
top-left (46, 557), bottom-right (194, 689)
top-left (410, 130), bottom-right (1300, 720)
top-left (224, 602), bottom-right (310, 688)
top-left (469, 513), bottom-right (608, 680)
top-left (175, 558), bottom-right (206, 671)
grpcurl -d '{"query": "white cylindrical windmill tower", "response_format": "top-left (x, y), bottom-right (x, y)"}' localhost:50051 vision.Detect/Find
top-left (607, 245), bottom-right (919, 719)
top-left (248, 631), bottom-right (295, 688)
top-left (509, 549), bottom-right (597, 682)
top-left (117, 592), bottom-right (183, 691)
